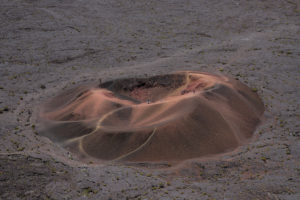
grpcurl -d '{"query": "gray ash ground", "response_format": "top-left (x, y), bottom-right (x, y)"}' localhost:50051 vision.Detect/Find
top-left (0, 0), bottom-right (299, 199)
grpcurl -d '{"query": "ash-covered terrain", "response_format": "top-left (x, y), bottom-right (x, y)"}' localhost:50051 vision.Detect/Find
top-left (0, 0), bottom-right (299, 199)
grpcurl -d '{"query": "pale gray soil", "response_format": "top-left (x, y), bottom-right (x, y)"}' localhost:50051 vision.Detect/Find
top-left (0, 0), bottom-right (299, 199)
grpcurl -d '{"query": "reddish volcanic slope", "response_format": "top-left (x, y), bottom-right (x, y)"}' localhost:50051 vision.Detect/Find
top-left (40, 71), bottom-right (264, 163)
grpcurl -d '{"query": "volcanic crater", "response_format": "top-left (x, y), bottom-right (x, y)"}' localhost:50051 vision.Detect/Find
top-left (40, 71), bottom-right (264, 163)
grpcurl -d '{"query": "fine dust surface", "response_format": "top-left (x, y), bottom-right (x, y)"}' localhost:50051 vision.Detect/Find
top-left (40, 71), bottom-right (264, 163)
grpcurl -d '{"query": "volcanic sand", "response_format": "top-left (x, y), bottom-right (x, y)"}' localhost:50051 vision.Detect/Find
top-left (40, 71), bottom-right (264, 163)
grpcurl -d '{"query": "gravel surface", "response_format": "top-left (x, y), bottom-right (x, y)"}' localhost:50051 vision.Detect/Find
top-left (0, 0), bottom-right (299, 199)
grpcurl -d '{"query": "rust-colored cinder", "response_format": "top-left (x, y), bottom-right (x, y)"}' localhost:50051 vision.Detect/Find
top-left (40, 71), bottom-right (264, 164)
